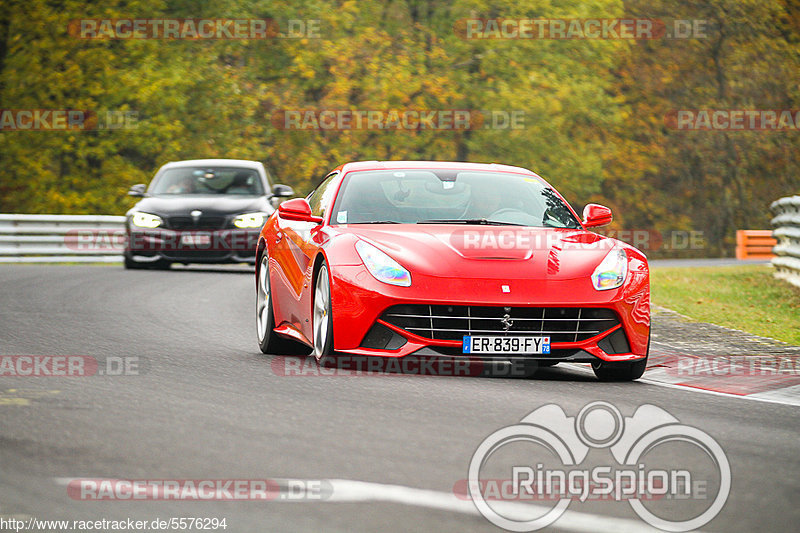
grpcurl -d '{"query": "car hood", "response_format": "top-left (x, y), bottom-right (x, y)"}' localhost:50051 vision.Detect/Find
top-left (338, 225), bottom-right (620, 280)
top-left (128, 195), bottom-right (271, 217)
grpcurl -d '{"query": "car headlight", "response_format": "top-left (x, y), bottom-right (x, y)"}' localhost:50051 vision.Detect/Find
top-left (591, 248), bottom-right (628, 290)
top-left (233, 212), bottom-right (268, 228)
top-left (130, 212), bottom-right (163, 229)
top-left (355, 240), bottom-right (411, 287)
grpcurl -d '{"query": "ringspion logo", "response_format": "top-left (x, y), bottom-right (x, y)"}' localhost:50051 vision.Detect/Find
top-left (467, 401), bottom-right (730, 531)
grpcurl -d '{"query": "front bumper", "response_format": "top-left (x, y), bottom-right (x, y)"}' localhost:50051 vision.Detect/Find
top-left (126, 228), bottom-right (260, 263)
top-left (327, 265), bottom-right (650, 364)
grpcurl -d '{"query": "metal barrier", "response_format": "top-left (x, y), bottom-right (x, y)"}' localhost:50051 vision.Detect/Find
top-left (771, 195), bottom-right (800, 288)
top-left (0, 214), bottom-right (125, 263)
top-left (735, 230), bottom-right (776, 260)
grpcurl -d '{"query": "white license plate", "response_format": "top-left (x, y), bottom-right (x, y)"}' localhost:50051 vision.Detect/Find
top-left (180, 233), bottom-right (211, 246)
top-left (463, 336), bottom-right (551, 354)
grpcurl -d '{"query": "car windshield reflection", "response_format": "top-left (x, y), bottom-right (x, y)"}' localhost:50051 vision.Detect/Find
top-left (329, 170), bottom-right (580, 228)
top-left (150, 167), bottom-right (265, 196)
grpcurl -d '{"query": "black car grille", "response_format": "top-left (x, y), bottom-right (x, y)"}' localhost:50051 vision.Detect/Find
top-left (381, 305), bottom-right (620, 343)
top-left (167, 216), bottom-right (227, 230)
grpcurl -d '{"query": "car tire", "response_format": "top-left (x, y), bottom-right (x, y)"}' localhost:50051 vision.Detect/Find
top-left (592, 330), bottom-right (650, 382)
top-left (123, 252), bottom-right (147, 269)
top-left (591, 357), bottom-right (648, 381)
top-left (312, 261), bottom-right (335, 360)
top-left (125, 252), bottom-right (171, 270)
top-left (256, 252), bottom-right (307, 355)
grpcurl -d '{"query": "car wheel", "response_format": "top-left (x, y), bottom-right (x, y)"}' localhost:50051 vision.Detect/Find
top-left (150, 258), bottom-right (172, 270)
top-left (591, 356), bottom-right (648, 381)
top-left (592, 330), bottom-right (650, 382)
top-left (312, 262), bottom-right (334, 360)
top-left (256, 253), bottom-right (306, 355)
top-left (123, 252), bottom-right (147, 270)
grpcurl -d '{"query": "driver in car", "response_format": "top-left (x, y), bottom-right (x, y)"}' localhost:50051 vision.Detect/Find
top-left (165, 174), bottom-right (195, 194)
top-left (463, 183), bottom-right (504, 218)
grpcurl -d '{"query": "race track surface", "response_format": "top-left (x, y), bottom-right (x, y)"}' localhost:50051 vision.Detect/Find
top-left (0, 265), bottom-right (797, 532)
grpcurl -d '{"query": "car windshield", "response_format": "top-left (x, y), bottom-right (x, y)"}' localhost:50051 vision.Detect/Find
top-left (329, 170), bottom-right (581, 228)
top-left (150, 167), bottom-right (264, 195)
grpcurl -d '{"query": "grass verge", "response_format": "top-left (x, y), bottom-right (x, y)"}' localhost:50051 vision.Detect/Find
top-left (650, 265), bottom-right (800, 345)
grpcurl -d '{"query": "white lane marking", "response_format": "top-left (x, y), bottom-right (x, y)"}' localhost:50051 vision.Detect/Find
top-left (326, 479), bottom-right (659, 532)
top-left (638, 378), bottom-right (800, 407)
top-left (747, 384), bottom-right (800, 405)
top-left (54, 477), bottom-right (662, 532)
top-left (566, 363), bottom-right (800, 407)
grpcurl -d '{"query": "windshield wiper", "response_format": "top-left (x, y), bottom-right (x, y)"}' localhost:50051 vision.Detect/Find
top-left (417, 218), bottom-right (524, 226)
top-left (349, 220), bottom-right (402, 224)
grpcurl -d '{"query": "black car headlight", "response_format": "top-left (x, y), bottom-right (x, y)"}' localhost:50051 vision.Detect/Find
top-left (233, 212), bottom-right (268, 229)
top-left (130, 212), bottom-right (163, 229)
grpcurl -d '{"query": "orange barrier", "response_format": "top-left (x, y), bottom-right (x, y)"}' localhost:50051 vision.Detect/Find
top-left (735, 230), bottom-right (776, 260)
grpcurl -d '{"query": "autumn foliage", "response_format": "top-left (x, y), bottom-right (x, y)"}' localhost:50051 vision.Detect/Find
top-left (0, 0), bottom-right (798, 256)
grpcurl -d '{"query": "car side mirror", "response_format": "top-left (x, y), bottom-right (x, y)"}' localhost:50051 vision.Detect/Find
top-left (278, 198), bottom-right (323, 224)
top-left (128, 184), bottom-right (146, 197)
top-left (582, 203), bottom-right (613, 228)
top-left (272, 184), bottom-right (295, 198)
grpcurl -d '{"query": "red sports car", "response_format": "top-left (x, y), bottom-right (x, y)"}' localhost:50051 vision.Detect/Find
top-left (255, 161), bottom-right (650, 381)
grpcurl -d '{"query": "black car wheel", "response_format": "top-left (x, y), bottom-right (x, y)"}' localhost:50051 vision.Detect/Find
top-left (592, 357), bottom-right (648, 381)
top-left (592, 330), bottom-right (650, 382)
top-left (256, 252), bottom-right (307, 355)
top-left (123, 252), bottom-right (147, 270)
top-left (312, 262), bottom-right (335, 361)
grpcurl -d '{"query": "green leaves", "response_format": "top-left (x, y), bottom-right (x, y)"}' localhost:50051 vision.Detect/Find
top-left (1, 0), bottom-right (798, 256)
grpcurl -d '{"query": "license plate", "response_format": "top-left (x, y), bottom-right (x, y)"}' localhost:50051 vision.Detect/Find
top-left (463, 336), bottom-right (551, 354)
top-left (180, 233), bottom-right (211, 246)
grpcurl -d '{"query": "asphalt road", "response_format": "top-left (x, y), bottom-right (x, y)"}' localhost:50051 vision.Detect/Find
top-left (0, 265), bottom-right (798, 532)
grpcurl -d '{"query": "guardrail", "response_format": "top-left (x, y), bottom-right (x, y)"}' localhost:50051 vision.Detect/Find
top-left (735, 230), bottom-right (776, 260)
top-left (0, 214), bottom-right (125, 263)
top-left (771, 195), bottom-right (800, 288)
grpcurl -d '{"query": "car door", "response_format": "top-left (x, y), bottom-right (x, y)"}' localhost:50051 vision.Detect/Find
top-left (273, 171), bottom-right (340, 340)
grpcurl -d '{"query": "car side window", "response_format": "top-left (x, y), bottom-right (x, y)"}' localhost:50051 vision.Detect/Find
top-left (307, 172), bottom-right (339, 218)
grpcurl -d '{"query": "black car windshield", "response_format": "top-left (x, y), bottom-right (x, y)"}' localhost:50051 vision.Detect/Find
top-left (150, 167), bottom-right (265, 195)
top-left (328, 170), bottom-right (581, 228)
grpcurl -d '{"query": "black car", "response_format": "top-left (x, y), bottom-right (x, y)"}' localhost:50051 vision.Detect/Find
top-left (124, 159), bottom-right (293, 269)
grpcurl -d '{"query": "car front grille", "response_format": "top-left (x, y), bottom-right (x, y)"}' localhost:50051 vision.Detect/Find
top-left (381, 305), bottom-right (620, 343)
top-left (167, 216), bottom-right (227, 230)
